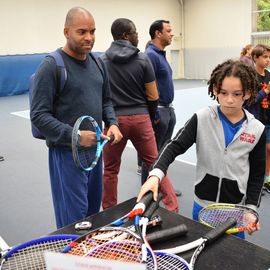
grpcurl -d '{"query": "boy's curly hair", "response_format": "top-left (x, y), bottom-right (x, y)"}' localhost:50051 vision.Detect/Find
top-left (208, 59), bottom-right (258, 106)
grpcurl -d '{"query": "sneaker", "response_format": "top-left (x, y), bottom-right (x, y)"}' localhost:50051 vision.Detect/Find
top-left (174, 189), bottom-right (182, 197)
top-left (263, 182), bottom-right (270, 193)
top-left (136, 166), bottom-right (142, 176)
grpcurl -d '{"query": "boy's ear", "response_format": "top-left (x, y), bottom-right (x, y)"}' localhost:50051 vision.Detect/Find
top-left (244, 91), bottom-right (251, 100)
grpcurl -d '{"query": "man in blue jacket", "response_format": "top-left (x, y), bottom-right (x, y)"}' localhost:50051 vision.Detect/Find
top-left (145, 20), bottom-right (176, 151)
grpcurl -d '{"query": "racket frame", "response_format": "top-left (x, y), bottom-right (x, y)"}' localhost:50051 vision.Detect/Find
top-left (0, 234), bottom-right (78, 269)
top-left (72, 115), bottom-right (108, 171)
top-left (155, 217), bottom-right (237, 255)
top-left (198, 203), bottom-right (259, 234)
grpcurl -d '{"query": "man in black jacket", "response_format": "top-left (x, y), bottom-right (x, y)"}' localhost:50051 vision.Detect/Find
top-left (101, 18), bottom-right (178, 212)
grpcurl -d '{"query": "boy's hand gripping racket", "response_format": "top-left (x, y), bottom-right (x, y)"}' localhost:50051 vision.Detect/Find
top-left (72, 115), bottom-right (113, 171)
top-left (198, 203), bottom-right (259, 234)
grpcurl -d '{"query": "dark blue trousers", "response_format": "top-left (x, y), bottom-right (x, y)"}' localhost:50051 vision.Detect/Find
top-left (153, 107), bottom-right (176, 151)
top-left (49, 148), bottom-right (102, 229)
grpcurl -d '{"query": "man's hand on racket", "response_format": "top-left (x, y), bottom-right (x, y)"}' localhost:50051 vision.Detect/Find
top-left (137, 176), bottom-right (160, 202)
top-left (106, 124), bottom-right (123, 145)
top-left (79, 130), bottom-right (97, 147)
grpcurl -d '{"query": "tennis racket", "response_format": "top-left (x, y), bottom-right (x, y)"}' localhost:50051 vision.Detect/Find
top-left (83, 223), bottom-right (188, 268)
top-left (0, 234), bottom-right (78, 270)
top-left (63, 193), bottom-right (188, 269)
top-left (63, 193), bottom-right (161, 269)
top-left (63, 192), bottom-right (158, 253)
top-left (152, 217), bottom-right (237, 270)
top-left (72, 115), bottom-right (113, 171)
top-left (198, 203), bottom-right (259, 234)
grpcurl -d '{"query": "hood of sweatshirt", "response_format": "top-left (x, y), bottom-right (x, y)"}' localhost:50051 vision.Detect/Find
top-left (105, 40), bottom-right (140, 63)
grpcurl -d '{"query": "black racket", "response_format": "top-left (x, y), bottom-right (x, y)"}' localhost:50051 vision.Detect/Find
top-left (152, 218), bottom-right (237, 270)
top-left (72, 115), bottom-right (113, 171)
top-left (198, 203), bottom-right (259, 234)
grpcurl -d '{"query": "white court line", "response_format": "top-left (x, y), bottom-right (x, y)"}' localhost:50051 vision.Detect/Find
top-left (126, 140), bottom-right (196, 166)
top-left (10, 109), bottom-right (30, 119)
top-left (11, 85), bottom-right (209, 166)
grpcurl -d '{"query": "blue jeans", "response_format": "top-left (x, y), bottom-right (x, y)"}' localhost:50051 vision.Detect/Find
top-left (49, 148), bottom-right (102, 229)
top-left (153, 107), bottom-right (176, 150)
top-left (192, 201), bottom-right (245, 239)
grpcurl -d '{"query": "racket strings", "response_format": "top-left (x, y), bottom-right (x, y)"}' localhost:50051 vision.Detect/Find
top-left (86, 240), bottom-right (142, 263)
top-left (76, 120), bottom-right (98, 169)
top-left (1, 238), bottom-right (73, 270)
top-left (147, 252), bottom-right (190, 270)
top-left (67, 229), bottom-right (137, 256)
top-left (200, 208), bottom-right (244, 228)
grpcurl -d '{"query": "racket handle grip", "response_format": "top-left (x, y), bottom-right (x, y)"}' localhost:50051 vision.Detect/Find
top-left (143, 193), bottom-right (163, 219)
top-left (204, 217), bottom-right (237, 243)
top-left (109, 134), bottom-right (115, 142)
top-left (138, 191), bottom-right (154, 213)
top-left (147, 224), bottom-right (188, 244)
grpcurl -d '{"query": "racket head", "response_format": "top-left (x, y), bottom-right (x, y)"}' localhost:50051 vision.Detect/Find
top-left (148, 251), bottom-right (190, 270)
top-left (198, 203), bottom-right (259, 234)
top-left (72, 115), bottom-right (102, 171)
top-left (66, 226), bottom-right (140, 257)
top-left (86, 239), bottom-right (157, 267)
top-left (1, 234), bottom-right (78, 270)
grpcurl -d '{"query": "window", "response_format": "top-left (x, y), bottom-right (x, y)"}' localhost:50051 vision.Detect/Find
top-left (252, 0), bottom-right (270, 45)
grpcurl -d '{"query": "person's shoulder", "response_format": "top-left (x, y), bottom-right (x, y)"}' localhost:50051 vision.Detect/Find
top-left (35, 51), bottom-right (58, 76)
top-left (145, 45), bottom-right (156, 55)
top-left (196, 105), bottom-right (217, 115)
top-left (264, 68), bottom-right (270, 76)
top-left (138, 52), bottom-right (152, 61)
top-left (244, 108), bottom-right (265, 129)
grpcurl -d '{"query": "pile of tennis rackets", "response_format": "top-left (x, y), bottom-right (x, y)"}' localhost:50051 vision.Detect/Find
top-left (0, 114), bottom-right (260, 269)
top-left (0, 192), bottom-right (258, 269)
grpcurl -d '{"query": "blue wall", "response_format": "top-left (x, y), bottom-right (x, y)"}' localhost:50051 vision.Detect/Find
top-left (0, 53), bottom-right (47, 97)
top-left (0, 52), bottom-right (104, 97)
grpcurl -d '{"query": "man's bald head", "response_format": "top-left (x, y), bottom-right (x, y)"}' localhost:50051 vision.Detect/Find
top-left (63, 7), bottom-right (96, 60)
top-left (65, 7), bottom-right (93, 27)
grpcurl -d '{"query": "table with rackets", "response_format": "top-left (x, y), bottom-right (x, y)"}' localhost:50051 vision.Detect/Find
top-left (52, 198), bottom-right (270, 270)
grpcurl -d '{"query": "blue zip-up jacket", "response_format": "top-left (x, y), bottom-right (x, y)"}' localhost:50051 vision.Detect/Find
top-left (145, 43), bottom-right (174, 105)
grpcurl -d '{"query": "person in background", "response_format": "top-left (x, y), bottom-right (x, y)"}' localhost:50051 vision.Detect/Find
top-left (144, 19), bottom-right (181, 197)
top-left (30, 7), bottom-right (122, 228)
top-left (101, 18), bottom-right (179, 212)
top-left (137, 59), bottom-right (265, 239)
top-left (240, 44), bottom-right (254, 66)
top-left (246, 44), bottom-right (270, 193)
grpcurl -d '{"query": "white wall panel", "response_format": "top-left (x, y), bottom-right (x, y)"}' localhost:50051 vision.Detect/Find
top-left (184, 0), bottom-right (252, 79)
top-left (0, 0), bottom-right (182, 55)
